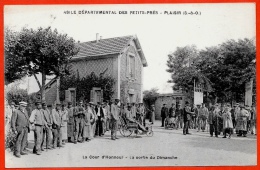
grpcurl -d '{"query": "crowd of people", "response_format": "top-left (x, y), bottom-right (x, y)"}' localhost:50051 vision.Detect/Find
top-left (5, 99), bottom-right (150, 158)
top-left (160, 102), bottom-right (257, 138)
top-left (5, 97), bottom-right (257, 158)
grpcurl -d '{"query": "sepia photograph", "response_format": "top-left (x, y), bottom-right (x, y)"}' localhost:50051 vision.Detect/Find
top-left (4, 3), bottom-right (256, 168)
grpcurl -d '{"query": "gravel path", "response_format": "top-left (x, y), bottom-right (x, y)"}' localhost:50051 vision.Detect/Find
top-left (5, 120), bottom-right (257, 167)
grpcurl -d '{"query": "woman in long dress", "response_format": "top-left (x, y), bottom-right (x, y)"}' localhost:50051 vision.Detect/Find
top-left (89, 102), bottom-right (97, 139)
top-left (61, 105), bottom-right (68, 144)
top-left (222, 107), bottom-right (233, 138)
top-left (82, 103), bottom-right (94, 142)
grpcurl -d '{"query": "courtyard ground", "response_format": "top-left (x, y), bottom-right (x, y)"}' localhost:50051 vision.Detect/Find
top-left (5, 120), bottom-right (257, 168)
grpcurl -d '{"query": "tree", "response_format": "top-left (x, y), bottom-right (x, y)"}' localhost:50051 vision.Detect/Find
top-left (143, 88), bottom-right (159, 109)
top-left (166, 45), bottom-right (212, 101)
top-left (167, 38), bottom-right (256, 104)
top-left (5, 27), bottom-right (79, 101)
top-left (4, 27), bottom-right (27, 85)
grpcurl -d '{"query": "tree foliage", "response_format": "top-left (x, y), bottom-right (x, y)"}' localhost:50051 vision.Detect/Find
top-left (4, 27), bottom-right (79, 101)
top-left (167, 38), bottom-right (256, 103)
top-left (167, 45), bottom-right (212, 92)
top-left (60, 72), bottom-right (115, 102)
top-left (143, 88), bottom-right (159, 109)
top-left (6, 88), bottom-right (29, 104)
top-left (4, 27), bottom-right (27, 85)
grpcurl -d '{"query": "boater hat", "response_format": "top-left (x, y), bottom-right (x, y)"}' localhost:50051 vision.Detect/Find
top-left (89, 102), bottom-right (95, 105)
top-left (19, 101), bottom-right (28, 107)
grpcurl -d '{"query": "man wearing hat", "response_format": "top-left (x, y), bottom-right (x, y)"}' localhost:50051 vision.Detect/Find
top-left (175, 103), bottom-right (182, 129)
top-left (29, 101), bottom-right (48, 154)
top-left (73, 100), bottom-right (85, 143)
top-left (233, 103), bottom-right (240, 134)
top-left (11, 101), bottom-right (30, 158)
top-left (236, 104), bottom-right (249, 137)
top-left (51, 101), bottom-right (64, 148)
top-left (67, 101), bottom-right (74, 142)
top-left (105, 100), bottom-right (111, 131)
top-left (183, 101), bottom-right (194, 135)
top-left (110, 99), bottom-right (120, 140)
top-left (95, 102), bottom-right (105, 136)
top-left (41, 101), bottom-right (53, 150)
top-left (161, 104), bottom-right (168, 127)
top-left (139, 103), bottom-right (145, 126)
top-left (210, 103), bottom-right (221, 137)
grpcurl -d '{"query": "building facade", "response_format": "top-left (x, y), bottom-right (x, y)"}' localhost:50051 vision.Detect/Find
top-left (154, 91), bottom-right (186, 120)
top-left (44, 35), bottom-right (147, 105)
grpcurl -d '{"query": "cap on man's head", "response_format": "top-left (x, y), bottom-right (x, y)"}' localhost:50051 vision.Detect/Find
top-left (185, 101), bottom-right (189, 105)
top-left (68, 101), bottom-right (72, 105)
top-left (19, 101), bottom-right (28, 107)
top-left (79, 100), bottom-right (83, 104)
top-left (56, 101), bottom-right (61, 105)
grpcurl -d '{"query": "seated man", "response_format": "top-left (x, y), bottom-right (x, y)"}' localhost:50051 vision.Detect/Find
top-left (125, 105), bottom-right (148, 132)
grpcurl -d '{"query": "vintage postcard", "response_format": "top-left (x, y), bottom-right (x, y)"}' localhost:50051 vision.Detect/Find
top-left (4, 3), bottom-right (256, 168)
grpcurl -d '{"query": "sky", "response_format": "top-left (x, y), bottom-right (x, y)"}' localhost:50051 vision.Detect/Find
top-left (4, 3), bottom-right (256, 94)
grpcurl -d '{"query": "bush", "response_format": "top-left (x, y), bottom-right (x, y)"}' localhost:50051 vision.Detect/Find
top-left (5, 129), bottom-right (16, 152)
top-left (60, 72), bottom-right (115, 102)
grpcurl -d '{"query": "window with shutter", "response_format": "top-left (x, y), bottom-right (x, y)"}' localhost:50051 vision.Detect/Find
top-left (90, 90), bottom-right (94, 102)
top-left (65, 90), bottom-right (71, 102)
top-left (129, 55), bottom-right (135, 78)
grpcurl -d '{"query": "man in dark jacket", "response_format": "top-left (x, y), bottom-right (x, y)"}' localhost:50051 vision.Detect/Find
top-left (183, 101), bottom-right (194, 135)
top-left (161, 104), bottom-right (168, 127)
top-left (95, 102), bottom-right (104, 136)
top-left (11, 101), bottom-right (30, 158)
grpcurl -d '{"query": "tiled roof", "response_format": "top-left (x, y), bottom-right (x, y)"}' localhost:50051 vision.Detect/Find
top-left (74, 35), bottom-right (133, 59)
top-left (72, 35), bottom-right (148, 67)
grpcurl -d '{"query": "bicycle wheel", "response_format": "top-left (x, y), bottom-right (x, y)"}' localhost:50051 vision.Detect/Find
top-left (119, 125), bottom-right (133, 137)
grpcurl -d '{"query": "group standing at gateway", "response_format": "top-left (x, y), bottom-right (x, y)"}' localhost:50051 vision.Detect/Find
top-left (5, 99), bottom-right (149, 158)
top-left (160, 101), bottom-right (257, 138)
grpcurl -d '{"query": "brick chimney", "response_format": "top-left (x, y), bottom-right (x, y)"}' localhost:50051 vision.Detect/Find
top-left (96, 33), bottom-right (99, 43)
